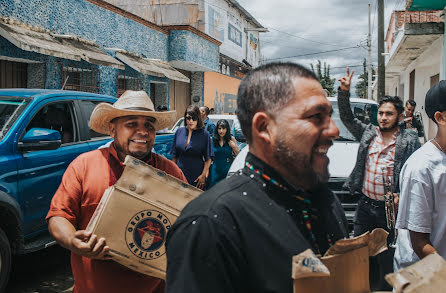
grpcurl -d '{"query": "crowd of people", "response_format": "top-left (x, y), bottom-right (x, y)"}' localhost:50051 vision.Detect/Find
top-left (44, 62), bottom-right (446, 293)
top-left (169, 105), bottom-right (240, 190)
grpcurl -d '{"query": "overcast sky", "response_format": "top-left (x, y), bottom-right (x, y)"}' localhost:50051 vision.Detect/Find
top-left (238, 0), bottom-right (406, 96)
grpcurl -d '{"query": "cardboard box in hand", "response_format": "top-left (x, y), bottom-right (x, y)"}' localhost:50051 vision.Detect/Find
top-left (86, 155), bottom-right (202, 279)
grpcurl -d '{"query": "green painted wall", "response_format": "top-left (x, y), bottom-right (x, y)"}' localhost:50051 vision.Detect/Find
top-left (409, 0), bottom-right (446, 11)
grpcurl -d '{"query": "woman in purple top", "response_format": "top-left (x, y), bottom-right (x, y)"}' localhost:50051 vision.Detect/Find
top-left (171, 105), bottom-right (214, 189)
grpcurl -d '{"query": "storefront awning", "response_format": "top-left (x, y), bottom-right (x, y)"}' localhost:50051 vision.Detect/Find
top-left (0, 55), bottom-right (42, 63)
top-left (150, 59), bottom-right (190, 83)
top-left (56, 36), bottom-right (124, 69)
top-left (0, 21), bottom-right (124, 69)
top-left (116, 52), bottom-right (190, 83)
top-left (0, 21), bottom-right (80, 61)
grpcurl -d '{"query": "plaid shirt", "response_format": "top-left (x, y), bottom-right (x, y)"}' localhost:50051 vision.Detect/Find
top-left (362, 127), bottom-right (397, 201)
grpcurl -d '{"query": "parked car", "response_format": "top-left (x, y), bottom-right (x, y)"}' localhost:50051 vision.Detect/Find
top-left (227, 97), bottom-right (379, 232)
top-left (0, 89), bottom-right (175, 291)
top-left (170, 114), bottom-right (247, 149)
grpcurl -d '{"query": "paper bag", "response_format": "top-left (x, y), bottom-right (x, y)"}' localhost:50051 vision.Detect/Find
top-left (86, 155), bottom-right (202, 279)
top-left (292, 228), bottom-right (388, 293)
top-left (385, 252), bottom-right (446, 293)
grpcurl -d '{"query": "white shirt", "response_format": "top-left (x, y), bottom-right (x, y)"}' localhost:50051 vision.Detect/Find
top-left (394, 141), bottom-right (446, 271)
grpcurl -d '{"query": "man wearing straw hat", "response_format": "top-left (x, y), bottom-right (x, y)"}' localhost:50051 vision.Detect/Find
top-left (46, 90), bottom-right (186, 293)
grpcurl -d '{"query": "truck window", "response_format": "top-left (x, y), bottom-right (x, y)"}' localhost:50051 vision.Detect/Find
top-left (78, 100), bottom-right (112, 140)
top-left (0, 97), bottom-right (29, 141)
top-left (26, 102), bottom-right (77, 144)
top-left (331, 101), bottom-right (378, 142)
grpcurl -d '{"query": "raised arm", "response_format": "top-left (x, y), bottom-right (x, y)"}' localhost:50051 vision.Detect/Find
top-left (337, 68), bottom-right (368, 140)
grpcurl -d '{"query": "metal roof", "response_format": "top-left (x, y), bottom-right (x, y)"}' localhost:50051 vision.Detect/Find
top-left (0, 88), bottom-right (116, 99)
top-left (0, 20), bottom-right (124, 69)
top-left (227, 0), bottom-right (264, 28)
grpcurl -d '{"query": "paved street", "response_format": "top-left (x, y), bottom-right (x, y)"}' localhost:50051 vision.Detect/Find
top-left (6, 245), bottom-right (73, 293)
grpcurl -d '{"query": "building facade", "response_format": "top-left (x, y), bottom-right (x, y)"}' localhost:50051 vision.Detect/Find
top-left (0, 0), bottom-right (220, 123)
top-left (385, 9), bottom-right (443, 139)
top-left (103, 0), bottom-right (265, 114)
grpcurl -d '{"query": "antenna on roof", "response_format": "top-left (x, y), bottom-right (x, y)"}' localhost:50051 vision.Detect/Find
top-left (61, 76), bottom-right (69, 90)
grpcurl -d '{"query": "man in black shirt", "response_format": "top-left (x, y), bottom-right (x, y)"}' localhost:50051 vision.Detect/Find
top-left (400, 99), bottom-right (425, 140)
top-left (166, 62), bottom-right (349, 293)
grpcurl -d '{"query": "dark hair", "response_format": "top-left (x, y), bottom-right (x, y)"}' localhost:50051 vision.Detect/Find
top-left (157, 105), bottom-right (168, 111)
top-left (213, 119), bottom-right (232, 146)
top-left (184, 105), bottom-right (204, 129)
top-left (379, 96), bottom-right (404, 115)
top-left (237, 62), bottom-right (318, 143)
top-left (200, 106), bottom-right (210, 116)
top-left (406, 100), bottom-right (416, 107)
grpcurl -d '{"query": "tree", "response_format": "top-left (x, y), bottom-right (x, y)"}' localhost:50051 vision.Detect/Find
top-left (355, 58), bottom-right (375, 99)
top-left (310, 60), bottom-right (336, 96)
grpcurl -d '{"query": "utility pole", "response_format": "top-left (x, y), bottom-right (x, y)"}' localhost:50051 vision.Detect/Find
top-left (377, 0), bottom-right (385, 99)
top-left (368, 3), bottom-right (372, 100)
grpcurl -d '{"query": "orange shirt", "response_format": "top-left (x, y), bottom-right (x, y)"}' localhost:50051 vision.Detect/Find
top-left (46, 144), bottom-right (186, 293)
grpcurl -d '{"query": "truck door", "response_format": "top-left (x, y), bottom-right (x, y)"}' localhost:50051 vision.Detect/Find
top-left (16, 100), bottom-right (90, 236)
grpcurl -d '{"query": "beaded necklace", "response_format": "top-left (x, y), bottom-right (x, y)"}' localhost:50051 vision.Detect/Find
top-left (245, 162), bottom-right (332, 254)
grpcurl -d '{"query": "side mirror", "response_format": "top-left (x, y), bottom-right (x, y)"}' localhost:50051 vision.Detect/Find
top-left (18, 128), bottom-right (62, 152)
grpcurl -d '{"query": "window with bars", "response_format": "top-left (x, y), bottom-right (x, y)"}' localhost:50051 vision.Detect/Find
top-left (117, 74), bottom-right (143, 97)
top-left (0, 60), bottom-right (28, 88)
top-left (62, 66), bottom-right (99, 93)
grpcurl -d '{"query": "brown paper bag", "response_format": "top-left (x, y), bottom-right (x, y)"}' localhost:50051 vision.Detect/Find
top-left (86, 155), bottom-right (202, 279)
top-left (385, 252), bottom-right (446, 293)
top-left (292, 228), bottom-right (388, 293)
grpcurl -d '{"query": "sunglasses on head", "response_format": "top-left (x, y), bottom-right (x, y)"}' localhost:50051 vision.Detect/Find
top-left (185, 115), bottom-right (197, 121)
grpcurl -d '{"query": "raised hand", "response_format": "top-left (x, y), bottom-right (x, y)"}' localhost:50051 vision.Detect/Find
top-left (338, 67), bottom-right (354, 92)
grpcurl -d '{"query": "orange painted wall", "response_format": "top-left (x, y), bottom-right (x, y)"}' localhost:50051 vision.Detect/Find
top-left (203, 72), bottom-right (240, 114)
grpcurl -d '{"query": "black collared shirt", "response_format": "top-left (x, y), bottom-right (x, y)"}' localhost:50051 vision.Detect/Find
top-left (166, 153), bottom-right (348, 293)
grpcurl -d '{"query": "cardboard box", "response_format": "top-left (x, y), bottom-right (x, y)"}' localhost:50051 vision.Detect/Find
top-left (292, 228), bottom-right (388, 293)
top-left (86, 155), bottom-right (202, 279)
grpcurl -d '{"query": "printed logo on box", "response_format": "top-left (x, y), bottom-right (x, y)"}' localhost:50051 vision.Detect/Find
top-left (125, 210), bottom-right (171, 260)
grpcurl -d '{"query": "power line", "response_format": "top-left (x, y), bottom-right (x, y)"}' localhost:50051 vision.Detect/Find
top-left (268, 27), bottom-right (341, 47)
top-left (265, 46), bottom-right (361, 61)
top-left (261, 41), bottom-right (317, 52)
top-left (202, 0), bottom-right (357, 48)
top-left (330, 63), bottom-right (377, 70)
top-left (262, 37), bottom-right (365, 52)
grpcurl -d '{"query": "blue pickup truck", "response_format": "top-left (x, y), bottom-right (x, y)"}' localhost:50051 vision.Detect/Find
top-left (0, 89), bottom-right (175, 291)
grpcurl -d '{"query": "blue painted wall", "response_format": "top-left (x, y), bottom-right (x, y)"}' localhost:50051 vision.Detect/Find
top-left (169, 30), bottom-right (219, 72)
top-left (0, 0), bottom-right (168, 96)
top-left (0, 0), bottom-right (168, 60)
top-left (0, 0), bottom-right (219, 98)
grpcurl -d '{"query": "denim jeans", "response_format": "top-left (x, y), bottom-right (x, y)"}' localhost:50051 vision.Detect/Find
top-left (354, 194), bottom-right (394, 291)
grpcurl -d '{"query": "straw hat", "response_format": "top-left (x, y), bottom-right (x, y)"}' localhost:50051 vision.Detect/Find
top-left (90, 90), bottom-right (176, 135)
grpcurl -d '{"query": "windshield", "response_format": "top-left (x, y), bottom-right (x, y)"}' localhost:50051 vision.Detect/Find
top-left (209, 118), bottom-right (234, 129)
top-left (331, 101), bottom-right (378, 142)
top-left (172, 117), bottom-right (237, 133)
top-left (0, 97), bottom-right (29, 141)
top-left (171, 105), bottom-right (376, 142)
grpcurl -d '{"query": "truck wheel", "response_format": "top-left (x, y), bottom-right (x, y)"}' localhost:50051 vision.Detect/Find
top-left (0, 228), bottom-right (11, 293)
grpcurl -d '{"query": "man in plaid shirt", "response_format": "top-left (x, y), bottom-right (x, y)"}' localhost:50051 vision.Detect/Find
top-left (337, 68), bottom-right (420, 291)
